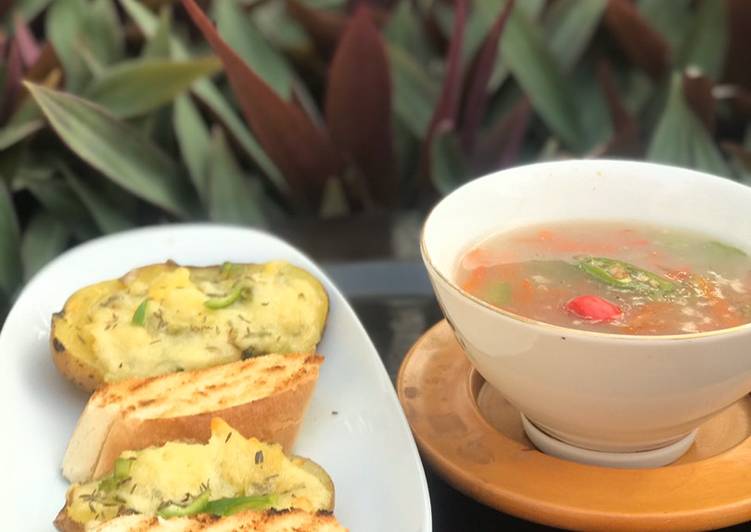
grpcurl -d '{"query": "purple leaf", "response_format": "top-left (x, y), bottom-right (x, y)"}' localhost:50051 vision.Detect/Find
top-left (325, 5), bottom-right (395, 206)
top-left (13, 14), bottom-right (41, 68)
top-left (603, 0), bottom-right (669, 81)
top-left (460, 0), bottom-right (514, 153)
top-left (472, 97), bottom-right (531, 174)
top-left (725, 0), bottom-right (751, 89)
top-left (1, 41), bottom-right (23, 122)
top-left (182, 0), bottom-right (343, 209)
top-left (682, 69), bottom-right (715, 133)
top-left (595, 59), bottom-right (639, 156)
top-left (287, 0), bottom-right (347, 56)
top-left (422, 0), bottom-right (468, 187)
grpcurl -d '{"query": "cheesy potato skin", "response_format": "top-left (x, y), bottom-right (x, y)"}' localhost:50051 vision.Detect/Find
top-left (55, 419), bottom-right (335, 531)
top-left (51, 261), bottom-right (328, 392)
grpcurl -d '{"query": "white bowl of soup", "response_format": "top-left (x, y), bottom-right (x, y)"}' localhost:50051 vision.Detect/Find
top-left (421, 159), bottom-right (751, 465)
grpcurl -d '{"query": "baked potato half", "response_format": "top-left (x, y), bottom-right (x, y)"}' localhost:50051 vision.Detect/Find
top-left (55, 418), bottom-right (336, 532)
top-left (51, 261), bottom-right (328, 391)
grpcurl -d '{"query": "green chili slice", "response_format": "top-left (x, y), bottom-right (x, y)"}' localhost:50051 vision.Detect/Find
top-left (486, 282), bottom-right (512, 306)
top-left (204, 286), bottom-right (244, 309)
top-left (98, 457), bottom-right (134, 492)
top-left (131, 299), bottom-right (149, 326)
top-left (203, 494), bottom-right (277, 517)
top-left (157, 490), bottom-right (211, 518)
top-left (576, 256), bottom-right (676, 295)
top-left (221, 261), bottom-right (236, 276)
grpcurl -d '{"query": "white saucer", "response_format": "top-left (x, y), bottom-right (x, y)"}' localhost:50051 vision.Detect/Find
top-left (521, 415), bottom-right (698, 469)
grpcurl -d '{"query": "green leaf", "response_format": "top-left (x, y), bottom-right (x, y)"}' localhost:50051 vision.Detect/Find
top-left (214, 0), bottom-right (295, 99)
top-left (497, 5), bottom-right (583, 149)
top-left (637, 0), bottom-right (693, 51)
top-left (430, 127), bottom-right (465, 195)
top-left (21, 211), bottom-right (70, 281)
top-left (59, 163), bottom-right (134, 234)
top-left (142, 8), bottom-right (172, 59)
top-left (0, 181), bottom-right (21, 298)
top-left (174, 94), bottom-right (211, 202)
top-left (545, 0), bottom-right (607, 72)
top-left (0, 120), bottom-right (44, 151)
top-left (14, 170), bottom-right (88, 224)
top-left (383, 0), bottom-right (432, 65)
top-left (207, 128), bottom-right (266, 227)
top-left (85, 0), bottom-right (125, 65)
top-left (387, 44), bottom-right (439, 139)
top-left (678, 0), bottom-right (728, 80)
top-left (648, 73), bottom-right (732, 177)
top-left (120, 0), bottom-right (288, 197)
top-left (85, 57), bottom-right (221, 118)
top-left (26, 83), bottom-right (193, 217)
top-left (47, 0), bottom-right (89, 91)
top-left (15, 0), bottom-right (54, 23)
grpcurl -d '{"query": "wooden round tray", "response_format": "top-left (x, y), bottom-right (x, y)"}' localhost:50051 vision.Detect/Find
top-left (397, 320), bottom-right (751, 531)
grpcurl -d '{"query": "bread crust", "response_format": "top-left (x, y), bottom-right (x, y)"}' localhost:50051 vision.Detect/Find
top-left (63, 354), bottom-right (323, 483)
top-left (91, 372), bottom-right (318, 479)
top-left (51, 261), bottom-right (328, 392)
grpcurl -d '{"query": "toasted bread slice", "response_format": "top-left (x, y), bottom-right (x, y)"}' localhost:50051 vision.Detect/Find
top-left (56, 419), bottom-right (336, 532)
top-left (63, 353), bottom-right (323, 483)
top-left (78, 509), bottom-right (347, 532)
top-left (52, 261), bottom-right (328, 391)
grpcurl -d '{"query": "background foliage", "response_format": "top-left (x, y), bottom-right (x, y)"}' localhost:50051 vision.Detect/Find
top-left (0, 0), bottom-right (750, 317)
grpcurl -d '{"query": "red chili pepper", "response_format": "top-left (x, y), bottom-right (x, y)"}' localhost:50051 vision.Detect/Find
top-left (565, 295), bottom-right (622, 322)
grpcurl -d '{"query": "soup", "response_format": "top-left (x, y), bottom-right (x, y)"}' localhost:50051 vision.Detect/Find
top-left (456, 221), bottom-right (751, 335)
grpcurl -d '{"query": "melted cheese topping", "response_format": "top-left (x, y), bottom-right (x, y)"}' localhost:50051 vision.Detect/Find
top-left (67, 420), bottom-right (331, 525)
top-left (81, 262), bottom-right (326, 381)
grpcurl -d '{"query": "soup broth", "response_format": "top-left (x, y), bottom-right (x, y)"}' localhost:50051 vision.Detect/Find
top-left (456, 221), bottom-right (751, 335)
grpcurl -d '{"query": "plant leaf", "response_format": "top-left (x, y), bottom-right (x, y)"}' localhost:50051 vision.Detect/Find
top-left (648, 73), bottom-right (731, 177)
top-left (85, 0), bottom-right (124, 66)
top-left (387, 44), bottom-right (438, 139)
top-left (594, 60), bottom-right (638, 156)
top-left (498, 4), bottom-right (583, 149)
top-left (84, 57), bottom-right (221, 118)
top-left (545, 0), bottom-right (607, 72)
top-left (0, 119), bottom-right (44, 151)
top-left (142, 8), bottom-right (172, 59)
top-left (473, 97), bottom-right (531, 173)
top-left (14, 169), bottom-right (88, 224)
top-left (26, 82), bottom-right (193, 217)
top-left (603, 0), bottom-right (669, 81)
top-left (682, 69), bottom-right (715, 132)
top-left (383, 0), bottom-right (432, 65)
top-left (182, 0), bottom-right (342, 208)
top-left (460, 0), bottom-right (514, 152)
top-left (0, 181), bottom-right (21, 298)
top-left (119, 0), bottom-right (289, 199)
top-left (431, 126), bottom-right (465, 195)
top-left (215, 0), bottom-right (295, 100)
top-left (59, 162), bottom-right (134, 234)
top-left (174, 93), bottom-right (211, 202)
top-left (286, 0), bottom-right (346, 55)
top-left (326, 6), bottom-right (395, 206)
top-left (21, 211), bottom-right (70, 280)
top-left (678, 0), bottom-right (727, 80)
top-left (46, 0), bottom-right (89, 91)
top-left (724, 0), bottom-right (751, 89)
top-left (207, 128), bottom-right (266, 227)
top-left (13, 14), bottom-right (41, 66)
top-left (637, 0), bottom-right (693, 52)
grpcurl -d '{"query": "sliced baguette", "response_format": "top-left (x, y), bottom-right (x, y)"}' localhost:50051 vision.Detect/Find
top-left (63, 353), bottom-right (323, 483)
top-left (79, 510), bottom-right (347, 532)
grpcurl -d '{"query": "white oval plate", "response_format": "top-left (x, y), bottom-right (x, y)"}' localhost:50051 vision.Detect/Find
top-left (0, 224), bottom-right (431, 532)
